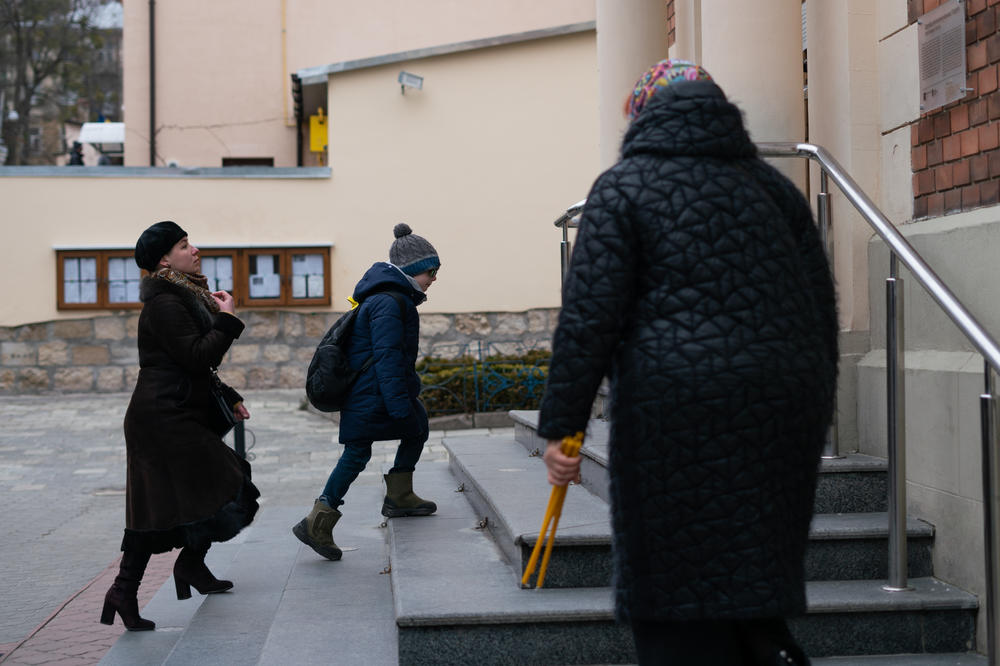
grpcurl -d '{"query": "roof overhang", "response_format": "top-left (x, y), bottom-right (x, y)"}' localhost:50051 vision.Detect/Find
top-left (295, 21), bottom-right (595, 86)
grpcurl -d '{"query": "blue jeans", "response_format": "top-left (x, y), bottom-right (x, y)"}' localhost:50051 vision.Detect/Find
top-left (319, 432), bottom-right (428, 508)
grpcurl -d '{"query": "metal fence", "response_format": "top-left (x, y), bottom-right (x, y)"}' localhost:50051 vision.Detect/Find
top-left (417, 341), bottom-right (550, 416)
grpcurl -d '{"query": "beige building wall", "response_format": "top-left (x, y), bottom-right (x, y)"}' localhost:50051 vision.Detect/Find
top-left (321, 33), bottom-right (597, 314)
top-left (0, 31), bottom-right (598, 328)
top-left (123, 0), bottom-right (595, 167)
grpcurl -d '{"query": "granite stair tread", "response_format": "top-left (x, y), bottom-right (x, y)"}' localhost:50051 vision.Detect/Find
top-left (444, 435), bottom-right (611, 546)
top-left (804, 577), bottom-right (977, 613)
top-left (510, 410), bottom-right (608, 461)
top-left (444, 434), bottom-right (613, 588)
top-left (508, 410), bottom-right (887, 474)
top-left (809, 512), bottom-right (933, 539)
top-left (813, 655), bottom-right (986, 665)
top-left (101, 485), bottom-right (399, 666)
top-left (388, 462), bottom-right (636, 664)
top-left (388, 462), bottom-right (616, 625)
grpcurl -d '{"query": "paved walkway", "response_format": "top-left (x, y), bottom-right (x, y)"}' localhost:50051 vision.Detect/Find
top-left (0, 390), bottom-right (485, 665)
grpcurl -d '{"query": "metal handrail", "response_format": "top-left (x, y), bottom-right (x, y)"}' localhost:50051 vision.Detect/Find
top-left (553, 140), bottom-right (1000, 663)
top-left (757, 142), bottom-right (1000, 370)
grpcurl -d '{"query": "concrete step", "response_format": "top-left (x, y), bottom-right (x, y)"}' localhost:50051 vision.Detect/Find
top-left (97, 452), bottom-right (979, 665)
top-left (447, 433), bottom-right (935, 586)
top-left (444, 435), bottom-right (611, 589)
top-left (813, 654), bottom-right (986, 665)
top-left (792, 577), bottom-right (979, 657)
top-left (387, 462), bottom-right (635, 665)
top-left (509, 410), bottom-right (888, 514)
top-left (813, 453), bottom-right (888, 514)
top-left (394, 458), bottom-right (977, 662)
top-left (807, 512), bottom-right (934, 581)
top-left (510, 411), bottom-right (612, 504)
top-left (101, 485), bottom-right (399, 666)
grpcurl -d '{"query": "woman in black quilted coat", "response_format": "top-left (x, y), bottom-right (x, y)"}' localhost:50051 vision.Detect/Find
top-left (539, 60), bottom-right (838, 664)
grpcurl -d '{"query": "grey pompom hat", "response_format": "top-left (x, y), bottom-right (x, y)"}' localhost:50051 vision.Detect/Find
top-left (389, 223), bottom-right (440, 276)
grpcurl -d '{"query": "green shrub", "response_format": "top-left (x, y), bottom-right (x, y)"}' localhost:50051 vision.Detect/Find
top-left (417, 350), bottom-right (551, 417)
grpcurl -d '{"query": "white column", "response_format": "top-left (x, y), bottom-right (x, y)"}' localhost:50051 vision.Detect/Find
top-left (699, 0), bottom-right (807, 190)
top-left (808, 1), bottom-right (878, 332)
top-left (596, 0), bottom-right (669, 169)
top-left (672, 0), bottom-right (702, 63)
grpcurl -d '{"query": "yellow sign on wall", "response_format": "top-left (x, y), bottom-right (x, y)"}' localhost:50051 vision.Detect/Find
top-left (309, 108), bottom-right (327, 152)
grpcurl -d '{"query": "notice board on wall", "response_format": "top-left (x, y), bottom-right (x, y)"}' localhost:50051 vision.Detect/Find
top-left (918, 0), bottom-right (967, 113)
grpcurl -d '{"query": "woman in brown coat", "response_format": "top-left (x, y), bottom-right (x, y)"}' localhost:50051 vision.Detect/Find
top-left (100, 221), bottom-right (260, 631)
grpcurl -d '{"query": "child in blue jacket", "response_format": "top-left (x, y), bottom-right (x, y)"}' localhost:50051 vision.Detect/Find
top-left (293, 224), bottom-right (440, 560)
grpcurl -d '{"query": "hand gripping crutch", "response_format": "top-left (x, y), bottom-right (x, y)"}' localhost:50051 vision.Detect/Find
top-left (521, 432), bottom-right (584, 589)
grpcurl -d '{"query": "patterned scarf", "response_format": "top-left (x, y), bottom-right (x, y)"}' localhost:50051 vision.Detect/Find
top-left (624, 59), bottom-right (714, 122)
top-left (152, 268), bottom-right (220, 313)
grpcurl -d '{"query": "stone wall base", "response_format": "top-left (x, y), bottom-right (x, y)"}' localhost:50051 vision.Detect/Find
top-left (0, 308), bottom-right (559, 394)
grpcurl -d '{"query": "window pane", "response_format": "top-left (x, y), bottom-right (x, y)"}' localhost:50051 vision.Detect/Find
top-left (291, 253), bottom-right (324, 299)
top-left (107, 257), bottom-right (140, 303)
top-left (248, 254), bottom-right (280, 298)
top-left (64, 257), bottom-right (98, 303)
top-left (202, 256), bottom-right (234, 292)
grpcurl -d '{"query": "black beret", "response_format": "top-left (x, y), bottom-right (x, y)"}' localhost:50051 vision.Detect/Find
top-left (135, 221), bottom-right (186, 272)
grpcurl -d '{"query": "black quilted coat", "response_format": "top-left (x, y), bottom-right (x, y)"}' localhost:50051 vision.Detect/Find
top-left (537, 80), bottom-right (838, 622)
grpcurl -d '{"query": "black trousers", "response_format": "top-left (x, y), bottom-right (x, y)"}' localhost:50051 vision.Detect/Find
top-left (631, 617), bottom-right (809, 666)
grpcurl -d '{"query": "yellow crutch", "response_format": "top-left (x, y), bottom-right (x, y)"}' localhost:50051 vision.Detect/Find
top-left (521, 431), bottom-right (584, 589)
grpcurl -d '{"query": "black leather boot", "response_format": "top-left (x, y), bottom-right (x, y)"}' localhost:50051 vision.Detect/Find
top-left (100, 550), bottom-right (155, 631)
top-left (173, 542), bottom-right (233, 600)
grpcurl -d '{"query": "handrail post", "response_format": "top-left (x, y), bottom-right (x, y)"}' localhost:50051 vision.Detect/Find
top-left (818, 170), bottom-right (840, 459)
top-left (885, 252), bottom-right (910, 591)
top-left (560, 221), bottom-right (571, 287)
top-left (982, 362), bottom-right (1000, 665)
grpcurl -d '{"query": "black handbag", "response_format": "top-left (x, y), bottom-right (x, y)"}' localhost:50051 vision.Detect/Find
top-left (209, 368), bottom-right (238, 435)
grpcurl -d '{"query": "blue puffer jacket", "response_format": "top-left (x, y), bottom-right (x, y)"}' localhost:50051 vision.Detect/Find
top-left (338, 262), bottom-right (427, 444)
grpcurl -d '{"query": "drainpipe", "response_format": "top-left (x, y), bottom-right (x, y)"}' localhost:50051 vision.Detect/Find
top-left (148, 0), bottom-right (156, 166)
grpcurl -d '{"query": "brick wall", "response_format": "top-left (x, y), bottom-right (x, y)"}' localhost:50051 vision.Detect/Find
top-left (0, 309), bottom-right (559, 395)
top-left (911, 0), bottom-right (1000, 219)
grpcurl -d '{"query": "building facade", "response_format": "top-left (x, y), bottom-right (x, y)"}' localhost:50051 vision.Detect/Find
top-left (2, 0), bottom-right (999, 649)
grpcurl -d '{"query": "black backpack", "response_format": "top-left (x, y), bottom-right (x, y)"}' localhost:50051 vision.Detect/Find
top-left (305, 290), bottom-right (407, 412)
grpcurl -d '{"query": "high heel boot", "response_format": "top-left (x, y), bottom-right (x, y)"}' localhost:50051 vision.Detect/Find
top-left (100, 550), bottom-right (155, 631)
top-left (173, 542), bottom-right (233, 600)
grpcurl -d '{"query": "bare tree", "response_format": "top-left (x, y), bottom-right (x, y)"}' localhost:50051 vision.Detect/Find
top-left (0, 0), bottom-right (103, 164)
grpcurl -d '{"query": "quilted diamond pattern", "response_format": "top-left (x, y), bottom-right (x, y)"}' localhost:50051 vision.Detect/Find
top-left (537, 81), bottom-right (838, 622)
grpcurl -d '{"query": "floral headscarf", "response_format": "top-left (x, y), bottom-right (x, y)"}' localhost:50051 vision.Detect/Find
top-left (624, 59), bottom-right (713, 122)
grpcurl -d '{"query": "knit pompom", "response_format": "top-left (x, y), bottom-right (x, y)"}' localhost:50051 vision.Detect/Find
top-left (393, 223), bottom-right (412, 239)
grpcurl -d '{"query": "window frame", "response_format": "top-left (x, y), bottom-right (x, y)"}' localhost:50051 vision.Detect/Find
top-left (55, 246), bottom-right (332, 311)
top-left (198, 248), bottom-right (239, 296)
top-left (57, 249), bottom-right (144, 310)
top-left (242, 249), bottom-right (288, 307)
top-left (286, 248), bottom-right (332, 307)
top-left (239, 247), bottom-right (330, 307)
